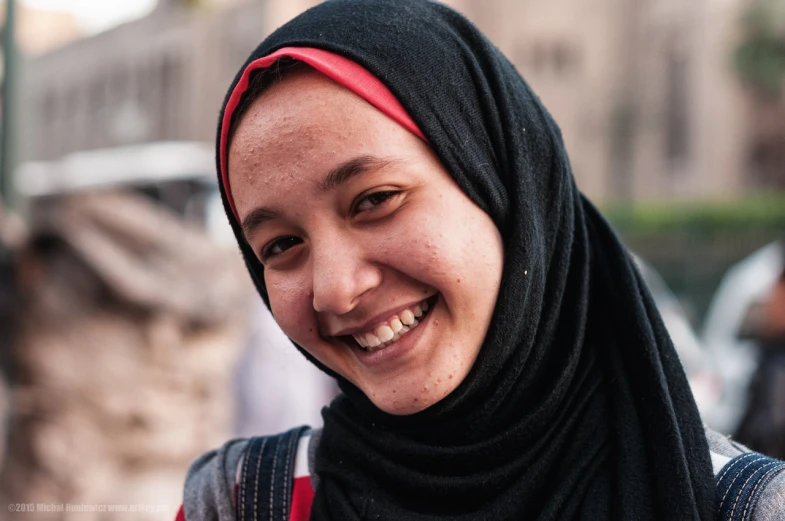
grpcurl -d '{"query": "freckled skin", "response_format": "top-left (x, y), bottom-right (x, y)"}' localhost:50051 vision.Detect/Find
top-left (228, 69), bottom-right (504, 415)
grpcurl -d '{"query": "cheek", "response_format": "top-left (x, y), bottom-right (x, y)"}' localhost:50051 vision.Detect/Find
top-left (405, 212), bottom-right (487, 288)
top-left (376, 223), bottom-right (458, 291)
top-left (266, 274), bottom-right (318, 345)
top-left (416, 203), bottom-right (503, 307)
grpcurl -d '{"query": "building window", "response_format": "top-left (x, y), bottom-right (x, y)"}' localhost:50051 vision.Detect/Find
top-left (161, 56), bottom-right (181, 140)
top-left (665, 51), bottom-right (689, 162)
top-left (517, 40), bottom-right (580, 78)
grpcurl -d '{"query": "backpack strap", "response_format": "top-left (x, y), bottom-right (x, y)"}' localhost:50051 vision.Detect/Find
top-left (715, 451), bottom-right (785, 521)
top-left (236, 426), bottom-right (311, 521)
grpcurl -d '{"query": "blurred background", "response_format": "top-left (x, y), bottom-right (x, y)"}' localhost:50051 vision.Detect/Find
top-left (0, 0), bottom-right (784, 518)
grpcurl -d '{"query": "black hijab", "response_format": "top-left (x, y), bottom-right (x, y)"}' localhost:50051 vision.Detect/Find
top-left (216, 1), bottom-right (716, 519)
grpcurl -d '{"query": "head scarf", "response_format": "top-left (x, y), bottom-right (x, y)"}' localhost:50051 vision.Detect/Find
top-left (215, 1), bottom-right (716, 519)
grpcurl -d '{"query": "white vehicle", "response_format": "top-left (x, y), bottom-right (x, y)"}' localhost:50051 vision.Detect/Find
top-left (701, 242), bottom-right (784, 435)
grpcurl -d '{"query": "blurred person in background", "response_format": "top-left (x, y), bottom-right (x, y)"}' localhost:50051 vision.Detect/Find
top-left (179, 1), bottom-right (785, 520)
top-left (736, 244), bottom-right (785, 459)
top-left (234, 298), bottom-right (336, 437)
top-left (701, 241), bottom-right (784, 435)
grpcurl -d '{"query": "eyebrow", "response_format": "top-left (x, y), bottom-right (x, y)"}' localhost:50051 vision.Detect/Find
top-left (320, 155), bottom-right (398, 192)
top-left (241, 206), bottom-right (277, 238)
top-left (240, 155), bottom-right (398, 238)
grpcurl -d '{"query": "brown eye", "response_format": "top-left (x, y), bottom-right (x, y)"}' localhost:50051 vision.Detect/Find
top-left (352, 191), bottom-right (399, 215)
top-left (262, 236), bottom-right (302, 261)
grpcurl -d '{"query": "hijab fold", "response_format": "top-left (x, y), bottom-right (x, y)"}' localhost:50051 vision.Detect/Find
top-left (216, 1), bottom-right (716, 519)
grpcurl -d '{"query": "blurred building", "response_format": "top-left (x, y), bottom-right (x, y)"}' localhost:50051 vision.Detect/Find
top-left (0, 1), bottom-right (82, 57)
top-left (18, 0), bottom-right (762, 202)
top-left (19, 0), bottom-right (265, 162)
top-left (447, 0), bottom-right (753, 202)
top-left (17, 0), bottom-right (337, 431)
top-left (0, 0), bottom-right (83, 142)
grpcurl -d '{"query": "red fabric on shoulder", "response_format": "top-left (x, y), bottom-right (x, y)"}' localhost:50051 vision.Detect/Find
top-left (219, 47), bottom-right (426, 222)
top-left (289, 475), bottom-right (315, 521)
top-left (177, 476), bottom-right (312, 521)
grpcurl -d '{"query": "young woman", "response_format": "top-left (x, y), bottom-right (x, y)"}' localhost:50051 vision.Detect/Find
top-left (180, 1), bottom-right (785, 520)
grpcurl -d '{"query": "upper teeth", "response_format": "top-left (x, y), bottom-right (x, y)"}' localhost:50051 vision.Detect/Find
top-left (352, 299), bottom-right (430, 352)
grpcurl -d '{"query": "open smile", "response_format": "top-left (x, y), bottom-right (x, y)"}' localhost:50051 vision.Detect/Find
top-left (339, 294), bottom-right (439, 354)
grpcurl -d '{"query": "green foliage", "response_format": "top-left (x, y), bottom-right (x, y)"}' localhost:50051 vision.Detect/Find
top-left (603, 193), bottom-right (785, 234)
top-left (603, 195), bottom-right (785, 325)
top-left (734, 0), bottom-right (785, 98)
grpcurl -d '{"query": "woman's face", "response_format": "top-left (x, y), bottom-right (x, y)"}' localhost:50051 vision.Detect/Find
top-left (228, 69), bottom-right (504, 415)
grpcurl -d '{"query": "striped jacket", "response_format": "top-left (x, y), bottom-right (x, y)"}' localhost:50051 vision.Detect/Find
top-left (178, 427), bottom-right (785, 521)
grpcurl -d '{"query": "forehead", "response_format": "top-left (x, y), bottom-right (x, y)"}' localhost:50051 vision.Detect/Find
top-left (229, 69), bottom-right (368, 161)
top-left (226, 69), bottom-right (419, 214)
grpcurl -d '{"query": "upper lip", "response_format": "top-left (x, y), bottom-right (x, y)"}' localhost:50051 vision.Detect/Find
top-left (324, 295), bottom-right (435, 337)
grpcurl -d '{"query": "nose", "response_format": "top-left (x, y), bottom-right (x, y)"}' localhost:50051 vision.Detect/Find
top-left (310, 233), bottom-right (381, 315)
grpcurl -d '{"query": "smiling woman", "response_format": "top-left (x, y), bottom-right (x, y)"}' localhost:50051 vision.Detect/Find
top-left (178, 1), bottom-right (785, 521)
top-left (228, 68), bottom-right (502, 416)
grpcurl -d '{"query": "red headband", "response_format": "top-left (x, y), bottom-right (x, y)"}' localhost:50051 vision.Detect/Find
top-left (219, 47), bottom-right (426, 222)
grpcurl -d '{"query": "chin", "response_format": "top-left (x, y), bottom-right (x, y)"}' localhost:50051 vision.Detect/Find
top-left (367, 385), bottom-right (449, 416)
top-left (378, 400), bottom-right (429, 416)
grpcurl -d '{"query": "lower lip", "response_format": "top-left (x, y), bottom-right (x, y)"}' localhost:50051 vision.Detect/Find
top-left (350, 296), bottom-right (437, 369)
